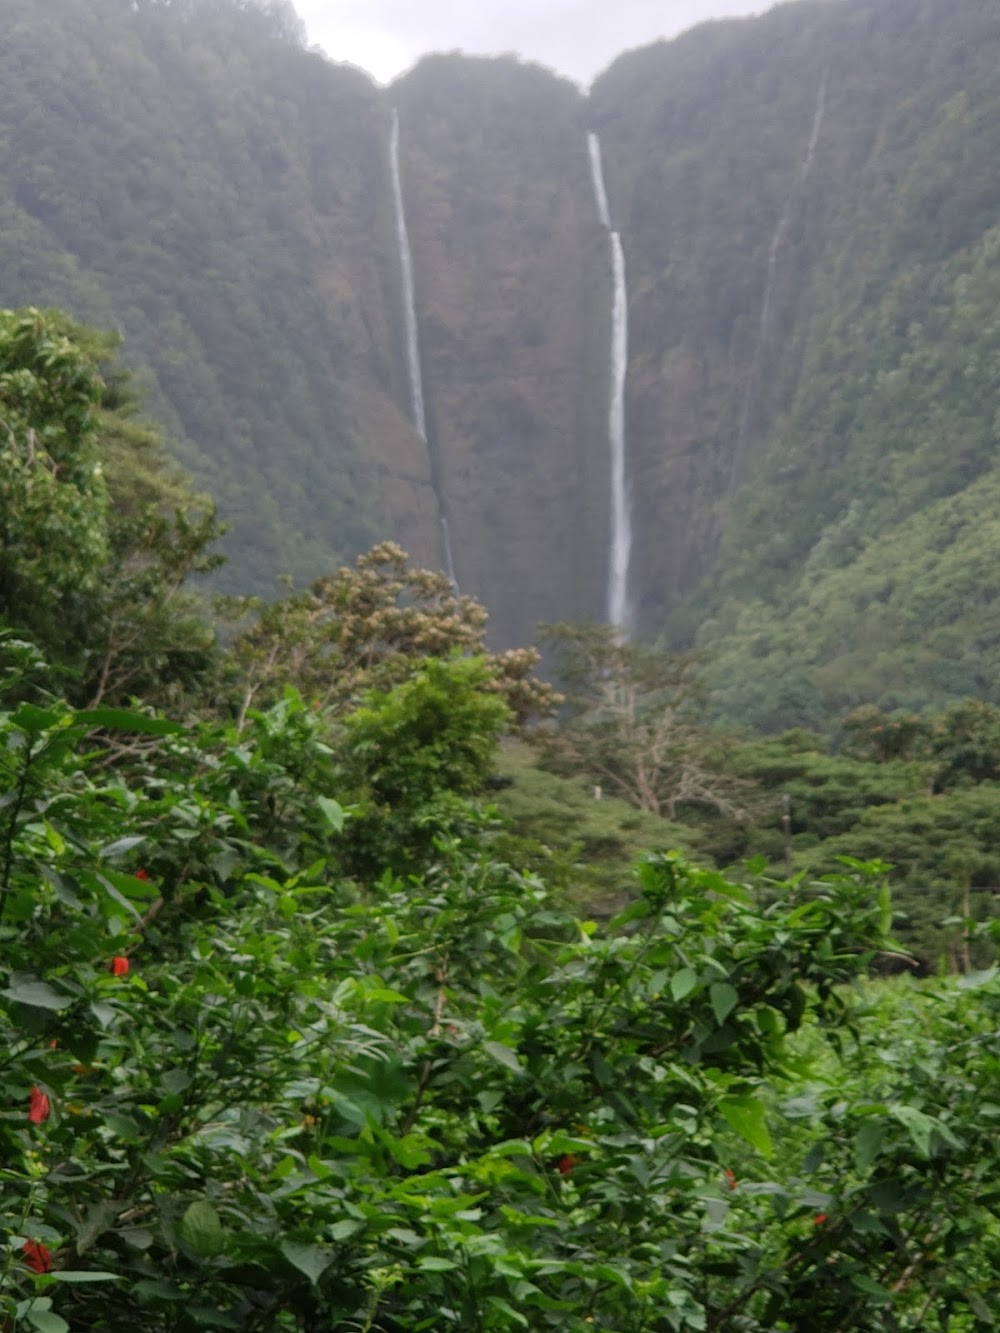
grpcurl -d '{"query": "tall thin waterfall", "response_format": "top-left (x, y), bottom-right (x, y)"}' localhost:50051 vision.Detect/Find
top-left (587, 132), bottom-right (612, 230)
top-left (729, 76), bottom-right (828, 494)
top-left (607, 234), bottom-right (631, 633)
top-left (390, 109), bottom-right (427, 441)
top-left (587, 132), bottom-right (633, 635)
top-left (389, 109), bottom-right (458, 589)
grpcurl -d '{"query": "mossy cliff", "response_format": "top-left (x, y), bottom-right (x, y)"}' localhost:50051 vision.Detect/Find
top-left (4, 0), bottom-right (1000, 720)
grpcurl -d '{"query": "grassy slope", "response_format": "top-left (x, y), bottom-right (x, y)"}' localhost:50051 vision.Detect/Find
top-left (489, 741), bottom-right (701, 914)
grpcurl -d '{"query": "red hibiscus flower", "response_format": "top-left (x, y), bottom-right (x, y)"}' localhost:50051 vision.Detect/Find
top-left (134, 868), bottom-right (150, 881)
top-left (21, 1240), bottom-right (52, 1274)
top-left (814, 1213), bottom-right (828, 1225)
top-left (557, 1154), bottom-right (578, 1175)
top-left (28, 1086), bottom-right (50, 1124)
top-left (111, 956), bottom-right (130, 976)
top-left (723, 1168), bottom-right (738, 1191)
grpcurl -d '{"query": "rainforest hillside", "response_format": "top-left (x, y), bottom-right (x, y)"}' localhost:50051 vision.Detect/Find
top-left (4, 310), bottom-right (1000, 1329)
top-left (4, 0), bottom-right (1000, 725)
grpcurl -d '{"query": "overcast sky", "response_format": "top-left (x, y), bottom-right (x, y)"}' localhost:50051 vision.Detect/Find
top-left (294, 0), bottom-right (768, 87)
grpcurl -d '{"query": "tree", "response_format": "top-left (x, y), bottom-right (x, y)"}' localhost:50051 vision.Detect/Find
top-left (335, 654), bottom-right (512, 876)
top-left (537, 621), bottom-right (750, 821)
top-left (0, 309), bottom-right (223, 710)
top-left (223, 541), bottom-right (557, 729)
top-left (137, 0), bottom-right (306, 44)
top-left (76, 335), bottom-right (224, 708)
top-left (0, 308), bottom-right (108, 636)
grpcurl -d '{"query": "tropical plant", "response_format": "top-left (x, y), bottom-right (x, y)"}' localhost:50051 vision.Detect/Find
top-left (222, 543), bottom-right (556, 729)
top-left (5, 670), bottom-right (999, 1329)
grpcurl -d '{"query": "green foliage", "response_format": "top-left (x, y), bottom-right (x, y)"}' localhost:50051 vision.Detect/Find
top-left (735, 729), bottom-right (928, 843)
top-left (690, 149), bottom-right (1000, 728)
top-left (0, 680), bottom-right (933, 1330)
top-left (489, 740), bottom-right (702, 913)
top-left (335, 655), bottom-right (511, 877)
top-left (5, 0), bottom-right (1000, 676)
top-left (0, 0), bottom-right (392, 596)
top-left (4, 618), bottom-right (1000, 1328)
top-left (222, 542), bottom-right (555, 729)
top-left (0, 308), bottom-right (108, 626)
top-left (726, 720), bottom-right (1000, 969)
top-left (0, 309), bottom-right (222, 711)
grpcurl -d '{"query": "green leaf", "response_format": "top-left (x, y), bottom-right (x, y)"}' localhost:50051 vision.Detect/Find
top-left (11, 704), bottom-right (62, 734)
top-left (95, 867), bottom-right (159, 901)
top-left (317, 796), bottom-right (346, 831)
top-left (877, 883), bottom-right (892, 937)
top-left (958, 968), bottom-right (997, 990)
top-left (719, 1095), bottom-right (772, 1158)
top-left (100, 835), bottom-right (146, 861)
top-left (121, 1228), bottom-right (154, 1250)
top-left (50, 1271), bottom-right (121, 1283)
top-left (889, 1105), bottom-right (935, 1160)
top-left (280, 1241), bottom-right (333, 1285)
top-left (72, 708), bottom-right (184, 736)
top-left (710, 982), bottom-right (739, 1025)
top-left (670, 967), bottom-right (698, 1001)
top-left (486, 1298), bottom-right (530, 1328)
top-left (95, 873), bottom-right (143, 921)
top-left (484, 1040), bottom-right (524, 1075)
top-left (851, 1273), bottom-right (893, 1304)
top-left (76, 1201), bottom-right (118, 1255)
top-left (416, 1256), bottom-right (459, 1272)
top-left (854, 1122), bottom-right (885, 1172)
top-left (1, 974), bottom-right (71, 1010)
top-left (966, 1290), bottom-right (995, 1321)
top-left (363, 987), bottom-right (410, 1004)
top-left (24, 1312), bottom-right (69, 1333)
top-left (177, 1201), bottom-right (225, 1258)
top-left (329, 1219), bottom-right (363, 1241)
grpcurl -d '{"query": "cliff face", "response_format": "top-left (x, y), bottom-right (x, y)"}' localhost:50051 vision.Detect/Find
top-left (0, 0), bottom-right (440, 590)
top-left (392, 57), bottom-right (605, 642)
top-left (5, 0), bottom-right (1000, 719)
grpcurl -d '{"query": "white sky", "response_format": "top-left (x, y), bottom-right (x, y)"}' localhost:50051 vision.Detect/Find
top-left (294, 0), bottom-right (768, 87)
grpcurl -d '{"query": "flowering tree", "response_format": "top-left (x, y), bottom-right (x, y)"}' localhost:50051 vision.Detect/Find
top-left (224, 541), bottom-right (557, 728)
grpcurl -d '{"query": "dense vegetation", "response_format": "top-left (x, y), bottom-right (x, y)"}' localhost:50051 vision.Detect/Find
top-left (0, 0), bottom-right (405, 594)
top-left (4, 310), bottom-right (1000, 1330)
top-left (6, 1), bottom-right (1000, 1321)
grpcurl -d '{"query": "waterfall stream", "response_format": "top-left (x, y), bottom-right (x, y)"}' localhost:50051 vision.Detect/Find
top-left (729, 76), bottom-right (828, 494)
top-left (587, 132), bottom-right (633, 635)
top-left (587, 132), bottom-right (612, 230)
top-left (389, 109), bottom-right (458, 590)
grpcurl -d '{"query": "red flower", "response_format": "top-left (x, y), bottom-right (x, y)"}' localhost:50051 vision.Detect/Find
top-left (557, 1155), bottom-right (578, 1175)
top-left (28, 1086), bottom-right (50, 1125)
top-left (814, 1213), bottom-right (828, 1225)
top-left (21, 1240), bottom-right (53, 1274)
top-left (111, 956), bottom-right (130, 976)
top-left (723, 1168), bottom-right (738, 1191)
top-left (134, 868), bottom-right (150, 881)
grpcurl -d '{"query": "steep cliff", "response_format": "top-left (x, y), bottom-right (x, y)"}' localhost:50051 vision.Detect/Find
top-left (391, 57), bottom-right (605, 641)
top-left (0, 0), bottom-right (439, 591)
top-left (4, 0), bottom-right (1000, 723)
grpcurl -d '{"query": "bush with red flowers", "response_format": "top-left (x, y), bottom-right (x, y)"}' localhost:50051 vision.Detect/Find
top-left (1, 670), bottom-right (1000, 1330)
